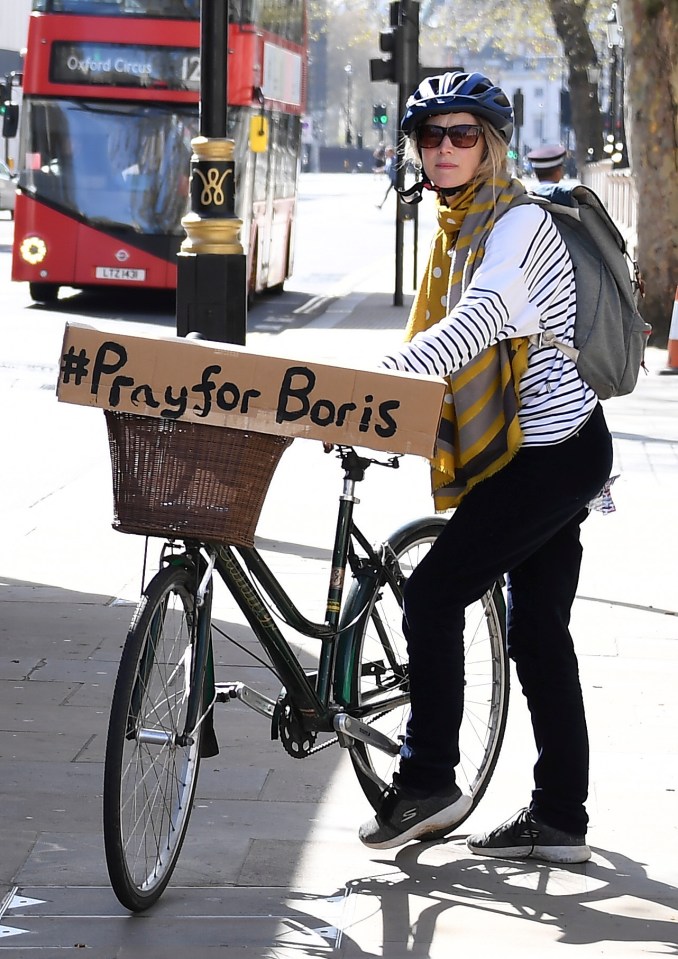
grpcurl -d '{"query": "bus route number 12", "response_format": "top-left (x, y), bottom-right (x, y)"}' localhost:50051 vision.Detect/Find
top-left (181, 55), bottom-right (200, 87)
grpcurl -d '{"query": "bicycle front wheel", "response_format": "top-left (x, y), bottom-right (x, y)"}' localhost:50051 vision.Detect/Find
top-left (103, 563), bottom-right (207, 911)
top-left (344, 518), bottom-right (508, 825)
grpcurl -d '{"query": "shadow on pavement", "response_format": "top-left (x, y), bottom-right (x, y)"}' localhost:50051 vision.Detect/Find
top-left (335, 841), bottom-right (678, 954)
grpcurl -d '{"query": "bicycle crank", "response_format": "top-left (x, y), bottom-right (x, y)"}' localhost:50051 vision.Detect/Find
top-left (333, 714), bottom-right (401, 755)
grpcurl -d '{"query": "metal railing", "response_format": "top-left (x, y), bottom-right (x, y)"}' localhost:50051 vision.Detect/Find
top-left (581, 160), bottom-right (638, 259)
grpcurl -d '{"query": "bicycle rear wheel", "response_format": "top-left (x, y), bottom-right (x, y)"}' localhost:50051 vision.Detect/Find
top-left (103, 562), bottom-right (207, 911)
top-left (343, 518), bottom-right (508, 825)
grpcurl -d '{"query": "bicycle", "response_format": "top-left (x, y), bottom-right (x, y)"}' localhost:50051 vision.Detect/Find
top-left (101, 411), bottom-right (509, 912)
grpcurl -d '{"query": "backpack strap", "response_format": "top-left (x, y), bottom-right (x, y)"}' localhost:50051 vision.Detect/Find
top-left (529, 328), bottom-right (580, 362)
top-left (498, 193), bottom-right (581, 361)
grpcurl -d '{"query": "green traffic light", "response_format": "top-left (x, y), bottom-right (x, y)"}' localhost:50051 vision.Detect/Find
top-left (373, 104), bottom-right (388, 126)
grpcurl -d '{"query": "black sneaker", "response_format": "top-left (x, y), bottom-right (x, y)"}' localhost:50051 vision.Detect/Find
top-left (359, 782), bottom-right (472, 850)
top-left (467, 807), bottom-right (591, 864)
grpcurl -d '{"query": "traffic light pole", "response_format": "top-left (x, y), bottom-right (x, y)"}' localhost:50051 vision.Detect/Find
top-left (370, 0), bottom-right (420, 308)
top-left (513, 88), bottom-right (524, 173)
top-left (393, 79), bottom-right (410, 307)
top-left (176, 0), bottom-right (247, 345)
top-left (394, 1), bottom-right (419, 306)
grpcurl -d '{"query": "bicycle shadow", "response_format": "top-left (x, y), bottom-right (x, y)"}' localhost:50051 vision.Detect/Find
top-left (334, 839), bottom-right (678, 954)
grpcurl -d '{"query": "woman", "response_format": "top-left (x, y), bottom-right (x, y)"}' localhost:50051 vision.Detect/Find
top-left (359, 72), bottom-right (613, 863)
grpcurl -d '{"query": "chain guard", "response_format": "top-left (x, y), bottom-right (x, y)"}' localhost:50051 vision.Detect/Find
top-left (275, 697), bottom-right (318, 759)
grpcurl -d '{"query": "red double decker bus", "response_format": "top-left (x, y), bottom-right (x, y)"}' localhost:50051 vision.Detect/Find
top-left (11, 0), bottom-right (306, 304)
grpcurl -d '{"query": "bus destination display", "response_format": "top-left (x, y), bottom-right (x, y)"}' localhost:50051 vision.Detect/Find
top-left (50, 42), bottom-right (200, 91)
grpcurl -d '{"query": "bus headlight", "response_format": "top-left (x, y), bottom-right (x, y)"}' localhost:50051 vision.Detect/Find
top-left (20, 236), bottom-right (48, 265)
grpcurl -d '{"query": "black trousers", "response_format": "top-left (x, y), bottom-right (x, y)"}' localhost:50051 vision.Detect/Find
top-left (397, 403), bottom-right (613, 835)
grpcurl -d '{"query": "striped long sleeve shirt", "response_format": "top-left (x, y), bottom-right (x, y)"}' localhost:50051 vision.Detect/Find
top-left (381, 204), bottom-right (598, 445)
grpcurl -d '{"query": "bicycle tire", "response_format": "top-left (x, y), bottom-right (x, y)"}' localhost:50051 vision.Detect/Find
top-left (103, 562), bottom-right (208, 911)
top-left (343, 517), bottom-right (509, 826)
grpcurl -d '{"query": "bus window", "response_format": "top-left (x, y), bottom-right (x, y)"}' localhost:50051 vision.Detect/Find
top-left (20, 99), bottom-right (197, 232)
top-left (32, 1), bottom-right (201, 18)
top-left (259, 0), bottom-right (304, 43)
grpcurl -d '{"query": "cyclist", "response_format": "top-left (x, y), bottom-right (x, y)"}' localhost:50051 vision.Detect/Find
top-left (359, 72), bottom-right (613, 862)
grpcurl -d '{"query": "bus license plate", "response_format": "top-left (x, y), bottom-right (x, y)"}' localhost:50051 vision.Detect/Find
top-left (95, 267), bottom-right (147, 282)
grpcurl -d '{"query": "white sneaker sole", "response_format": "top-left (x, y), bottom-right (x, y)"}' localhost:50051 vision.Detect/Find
top-left (467, 842), bottom-right (591, 864)
top-left (361, 793), bottom-right (473, 850)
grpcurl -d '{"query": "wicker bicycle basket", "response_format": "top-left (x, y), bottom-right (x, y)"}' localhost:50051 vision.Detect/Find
top-left (104, 411), bottom-right (292, 547)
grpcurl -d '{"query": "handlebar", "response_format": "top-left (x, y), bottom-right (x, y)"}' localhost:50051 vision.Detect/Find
top-left (323, 443), bottom-right (401, 481)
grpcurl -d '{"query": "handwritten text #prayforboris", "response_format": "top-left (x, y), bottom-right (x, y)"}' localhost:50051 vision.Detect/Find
top-left (60, 340), bottom-right (402, 439)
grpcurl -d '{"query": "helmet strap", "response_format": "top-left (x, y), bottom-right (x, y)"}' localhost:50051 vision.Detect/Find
top-left (397, 181), bottom-right (425, 204)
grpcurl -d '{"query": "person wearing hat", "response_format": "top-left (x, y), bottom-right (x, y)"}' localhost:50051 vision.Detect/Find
top-left (526, 144), bottom-right (575, 204)
top-left (527, 143), bottom-right (567, 181)
top-left (358, 72), bottom-right (612, 864)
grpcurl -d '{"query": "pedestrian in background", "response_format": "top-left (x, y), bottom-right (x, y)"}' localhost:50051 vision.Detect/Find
top-left (526, 143), bottom-right (575, 205)
top-left (527, 143), bottom-right (567, 183)
top-left (359, 72), bottom-right (613, 864)
top-left (377, 146), bottom-right (398, 208)
top-left (372, 143), bottom-right (386, 173)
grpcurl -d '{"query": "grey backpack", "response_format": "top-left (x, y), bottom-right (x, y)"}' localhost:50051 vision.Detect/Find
top-left (508, 185), bottom-right (651, 399)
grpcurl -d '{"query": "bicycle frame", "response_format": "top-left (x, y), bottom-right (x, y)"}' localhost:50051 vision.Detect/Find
top-left (182, 448), bottom-right (407, 753)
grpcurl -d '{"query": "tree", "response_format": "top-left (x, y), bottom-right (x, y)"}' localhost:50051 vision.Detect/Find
top-left (548, 0), bottom-right (605, 171)
top-left (619, 0), bottom-right (678, 342)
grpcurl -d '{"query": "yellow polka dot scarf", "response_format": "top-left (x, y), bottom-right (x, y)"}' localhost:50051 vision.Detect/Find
top-left (406, 175), bottom-right (529, 510)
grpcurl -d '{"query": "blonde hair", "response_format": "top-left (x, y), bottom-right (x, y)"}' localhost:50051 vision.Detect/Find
top-left (474, 119), bottom-right (509, 183)
top-left (404, 115), bottom-right (509, 189)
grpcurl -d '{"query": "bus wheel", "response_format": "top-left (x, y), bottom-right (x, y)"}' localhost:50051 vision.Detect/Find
top-left (29, 282), bottom-right (60, 304)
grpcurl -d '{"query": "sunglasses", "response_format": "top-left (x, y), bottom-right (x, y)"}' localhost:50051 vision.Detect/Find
top-left (416, 123), bottom-right (483, 150)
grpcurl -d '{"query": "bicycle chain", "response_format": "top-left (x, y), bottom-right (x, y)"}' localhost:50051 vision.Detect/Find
top-left (308, 735), bottom-right (339, 755)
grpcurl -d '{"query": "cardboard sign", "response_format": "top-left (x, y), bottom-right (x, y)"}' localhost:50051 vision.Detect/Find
top-left (56, 323), bottom-right (446, 458)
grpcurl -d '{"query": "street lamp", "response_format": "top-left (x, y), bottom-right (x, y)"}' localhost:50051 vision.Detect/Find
top-left (344, 62), bottom-right (353, 147)
top-left (606, 2), bottom-right (627, 167)
top-left (606, 2), bottom-right (622, 46)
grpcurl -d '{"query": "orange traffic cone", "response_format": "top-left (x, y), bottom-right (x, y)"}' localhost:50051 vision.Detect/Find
top-left (661, 286), bottom-right (678, 375)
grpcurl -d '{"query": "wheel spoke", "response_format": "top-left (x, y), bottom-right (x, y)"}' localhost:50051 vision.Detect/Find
top-left (104, 565), bottom-right (206, 910)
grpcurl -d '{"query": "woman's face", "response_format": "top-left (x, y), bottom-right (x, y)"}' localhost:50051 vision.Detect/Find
top-left (418, 112), bottom-right (485, 190)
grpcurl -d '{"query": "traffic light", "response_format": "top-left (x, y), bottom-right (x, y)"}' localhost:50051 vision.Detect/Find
top-left (369, 0), bottom-right (420, 88)
top-left (513, 89), bottom-right (524, 128)
top-left (373, 103), bottom-right (388, 126)
top-left (1, 74), bottom-right (19, 138)
top-left (560, 89), bottom-right (572, 128)
top-left (2, 102), bottom-right (18, 138)
top-left (370, 2), bottom-right (399, 84)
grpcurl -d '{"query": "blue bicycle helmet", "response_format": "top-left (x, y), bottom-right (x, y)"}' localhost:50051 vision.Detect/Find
top-left (402, 72), bottom-right (514, 144)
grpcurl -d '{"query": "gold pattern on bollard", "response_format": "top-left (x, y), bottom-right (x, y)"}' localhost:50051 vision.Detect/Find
top-left (193, 167), bottom-right (232, 205)
top-left (181, 136), bottom-right (244, 255)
